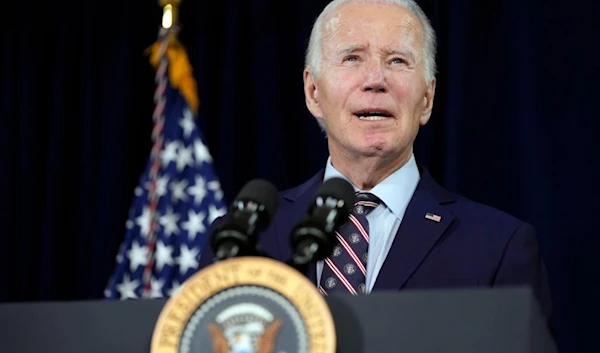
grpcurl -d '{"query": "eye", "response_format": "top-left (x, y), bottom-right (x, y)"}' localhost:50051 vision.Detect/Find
top-left (390, 57), bottom-right (407, 65)
top-left (343, 55), bottom-right (360, 62)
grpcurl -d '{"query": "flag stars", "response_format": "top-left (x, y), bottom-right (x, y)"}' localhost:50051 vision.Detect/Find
top-left (159, 207), bottom-right (180, 236)
top-left (116, 274), bottom-right (140, 300)
top-left (150, 278), bottom-right (166, 298)
top-left (208, 204), bottom-right (227, 224)
top-left (208, 180), bottom-right (224, 200)
top-left (194, 139), bottom-right (212, 164)
top-left (156, 175), bottom-right (169, 197)
top-left (145, 175), bottom-right (169, 197)
top-left (161, 141), bottom-right (180, 166)
top-left (181, 210), bottom-right (207, 240)
top-left (155, 241), bottom-right (174, 271)
top-left (136, 206), bottom-right (152, 237)
top-left (179, 244), bottom-right (200, 275)
top-left (127, 241), bottom-right (149, 272)
top-left (176, 145), bottom-right (194, 172)
top-left (179, 109), bottom-right (196, 139)
top-left (170, 179), bottom-right (189, 202)
top-left (187, 176), bottom-right (207, 205)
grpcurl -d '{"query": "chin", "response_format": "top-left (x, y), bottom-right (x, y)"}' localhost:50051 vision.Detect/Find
top-left (354, 144), bottom-right (392, 157)
top-left (361, 136), bottom-right (392, 150)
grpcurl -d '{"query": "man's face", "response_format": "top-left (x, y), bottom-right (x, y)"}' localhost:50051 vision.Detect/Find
top-left (304, 2), bottom-right (435, 162)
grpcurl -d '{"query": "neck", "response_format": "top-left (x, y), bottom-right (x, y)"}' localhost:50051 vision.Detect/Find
top-left (329, 147), bottom-right (413, 190)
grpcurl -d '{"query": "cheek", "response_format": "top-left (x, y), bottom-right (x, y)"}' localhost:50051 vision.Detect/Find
top-left (392, 82), bottom-right (425, 113)
top-left (390, 79), bottom-right (415, 99)
top-left (330, 70), bottom-right (361, 95)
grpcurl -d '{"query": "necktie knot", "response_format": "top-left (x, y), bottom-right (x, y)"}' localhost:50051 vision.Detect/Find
top-left (353, 192), bottom-right (381, 216)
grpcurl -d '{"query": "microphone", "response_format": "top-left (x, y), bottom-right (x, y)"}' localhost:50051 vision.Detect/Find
top-left (210, 179), bottom-right (279, 262)
top-left (286, 177), bottom-right (355, 274)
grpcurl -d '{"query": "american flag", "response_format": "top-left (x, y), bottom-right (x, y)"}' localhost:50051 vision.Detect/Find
top-left (425, 212), bottom-right (442, 222)
top-left (104, 25), bottom-right (227, 300)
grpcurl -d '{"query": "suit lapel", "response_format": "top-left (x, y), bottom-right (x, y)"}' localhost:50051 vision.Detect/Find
top-left (271, 211), bottom-right (296, 262)
top-left (272, 210), bottom-right (317, 283)
top-left (373, 170), bottom-right (456, 291)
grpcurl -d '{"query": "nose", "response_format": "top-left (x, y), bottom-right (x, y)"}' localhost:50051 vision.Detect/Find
top-left (361, 61), bottom-right (387, 93)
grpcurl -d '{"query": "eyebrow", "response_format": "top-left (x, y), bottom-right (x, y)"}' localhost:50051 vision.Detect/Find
top-left (386, 49), bottom-right (417, 63)
top-left (336, 44), bottom-right (366, 56)
top-left (336, 45), bottom-right (417, 63)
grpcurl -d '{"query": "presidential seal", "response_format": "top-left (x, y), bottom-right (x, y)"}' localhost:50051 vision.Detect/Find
top-left (150, 256), bottom-right (336, 353)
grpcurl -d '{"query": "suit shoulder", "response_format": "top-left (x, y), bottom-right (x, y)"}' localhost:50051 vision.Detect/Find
top-left (446, 191), bottom-right (533, 234)
top-left (419, 168), bottom-right (530, 233)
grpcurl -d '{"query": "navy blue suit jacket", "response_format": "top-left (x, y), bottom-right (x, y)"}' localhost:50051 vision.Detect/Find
top-left (198, 166), bottom-right (553, 326)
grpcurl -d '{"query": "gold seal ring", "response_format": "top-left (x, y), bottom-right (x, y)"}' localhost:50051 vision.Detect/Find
top-left (151, 256), bottom-right (336, 353)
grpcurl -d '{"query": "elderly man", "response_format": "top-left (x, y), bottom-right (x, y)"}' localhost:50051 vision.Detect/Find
top-left (199, 0), bottom-right (552, 324)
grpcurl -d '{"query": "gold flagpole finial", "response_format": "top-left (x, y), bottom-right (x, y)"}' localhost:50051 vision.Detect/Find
top-left (149, 0), bottom-right (199, 114)
top-left (159, 0), bottom-right (181, 29)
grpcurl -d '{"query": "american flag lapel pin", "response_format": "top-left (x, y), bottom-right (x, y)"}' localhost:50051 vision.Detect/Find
top-left (425, 212), bottom-right (442, 222)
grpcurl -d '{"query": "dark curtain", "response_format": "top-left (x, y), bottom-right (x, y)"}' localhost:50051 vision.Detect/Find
top-left (2, 0), bottom-right (598, 352)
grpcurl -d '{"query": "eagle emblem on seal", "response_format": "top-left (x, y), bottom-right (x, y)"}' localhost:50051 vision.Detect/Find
top-left (208, 302), bottom-right (283, 353)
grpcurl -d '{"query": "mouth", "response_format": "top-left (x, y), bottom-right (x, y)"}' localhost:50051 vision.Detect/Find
top-left (353, 109), bottom-right (393, 121)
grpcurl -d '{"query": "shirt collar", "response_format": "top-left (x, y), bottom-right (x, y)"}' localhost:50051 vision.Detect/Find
top-left (323, 154), bottom-right (421, 220)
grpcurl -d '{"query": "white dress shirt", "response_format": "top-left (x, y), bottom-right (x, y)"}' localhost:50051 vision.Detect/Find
top-left (316, 154), bottom-right (421, 292)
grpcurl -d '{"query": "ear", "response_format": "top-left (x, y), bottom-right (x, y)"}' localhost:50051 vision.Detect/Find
top-left (419, 78), bottom-right (436, 125)
top-left (303, 68), bottom-right (324, 119)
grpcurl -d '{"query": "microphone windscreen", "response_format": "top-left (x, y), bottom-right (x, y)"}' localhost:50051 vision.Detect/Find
top-left (234, 179), bottom-right (279, 220)
top-left (312, 177), bottom-right (355, 213)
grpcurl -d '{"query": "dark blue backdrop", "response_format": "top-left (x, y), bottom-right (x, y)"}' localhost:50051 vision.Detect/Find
top-left (2, 1), bottom-right (598, 352)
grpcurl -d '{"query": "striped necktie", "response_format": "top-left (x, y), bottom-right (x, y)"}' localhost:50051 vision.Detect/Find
top-left (319, 192), bottom-right (381, 295)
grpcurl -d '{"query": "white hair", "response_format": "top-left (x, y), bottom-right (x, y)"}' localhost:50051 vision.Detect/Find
top-left (305, 0), bottom-right (437, 134)
top-left (306, 0), bottom-right (437, 82)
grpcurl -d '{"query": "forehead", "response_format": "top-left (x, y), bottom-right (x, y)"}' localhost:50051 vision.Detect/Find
top-left (322, 2), bottom-right (424, 51)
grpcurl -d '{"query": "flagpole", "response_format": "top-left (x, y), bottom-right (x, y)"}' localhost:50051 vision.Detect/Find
top-left (139, 0), bottom-right (184, 299)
